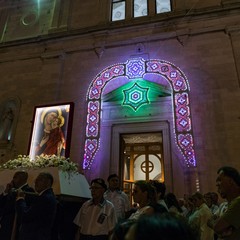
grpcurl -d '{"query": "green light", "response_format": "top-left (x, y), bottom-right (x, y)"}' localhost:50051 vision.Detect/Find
top-left (122, 82), bottom-right (149, 111)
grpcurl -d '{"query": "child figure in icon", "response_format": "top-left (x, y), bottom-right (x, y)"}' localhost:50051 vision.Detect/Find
top-left (35, 110), bottom-right (66, 157)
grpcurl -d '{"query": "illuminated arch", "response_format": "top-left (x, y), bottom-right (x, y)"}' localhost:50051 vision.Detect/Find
top-left (84, 58), bottom-right (196, 169)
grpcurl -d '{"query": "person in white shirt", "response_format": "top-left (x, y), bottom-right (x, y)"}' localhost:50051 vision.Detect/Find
top-left (104, 174), bottom-right (130, 222)
top-left (74, 178), bottom-right (117, 240)
top-left (204, 192), bottom-right (219, 214)
top-left (189, 192), bottom-right (214, 240)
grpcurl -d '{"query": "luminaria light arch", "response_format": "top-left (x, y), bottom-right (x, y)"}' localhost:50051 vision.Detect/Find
top-left (83, 58), bottom-right (196, 170)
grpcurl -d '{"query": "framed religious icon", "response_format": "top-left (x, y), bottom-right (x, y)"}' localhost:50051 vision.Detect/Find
top-left (28, 102), bottom-right (74, 159)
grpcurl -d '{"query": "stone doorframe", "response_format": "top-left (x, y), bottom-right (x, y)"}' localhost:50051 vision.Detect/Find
top-left (83, 58), bottom-right (197, 170)
top-left (110, 121), bottom-right (173, 191)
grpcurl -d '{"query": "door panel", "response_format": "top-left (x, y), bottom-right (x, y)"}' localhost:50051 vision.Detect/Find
top-left (120, 133), bottom-right (164, 204)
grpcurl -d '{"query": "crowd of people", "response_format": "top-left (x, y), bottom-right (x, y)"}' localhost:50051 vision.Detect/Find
top-left (72, 166), bottom-right (240, 240)
top-left (0, 166), bottom-right (239, 240)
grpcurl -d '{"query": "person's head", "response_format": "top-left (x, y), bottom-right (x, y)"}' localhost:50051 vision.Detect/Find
top-left (35, 172), bottom-right (54, 193)
top-left (44, 112), bottom-right (58, 125)
top-left (133, 180), bottom-right (156, 207)
top-left (204, 192), bottom-right (213, 208)
top-left (90, 178), bottom-right (107, 200)
top-left (51, 116), bottom-right (64, 129)
top-left (107, 174), bottom-right (120, 191)
top-left (12, 171), bottom-right (28, 188)
top-left (165, 192), bottom-right (183, 213)
top-left (150, 180), bottom-right (166, 200)
top-left (216, 166), bottom-right (240, 200)
top-left (191, 192), bottom-right (205, 208)
top-left (125, 213), bottom-right (198, 240)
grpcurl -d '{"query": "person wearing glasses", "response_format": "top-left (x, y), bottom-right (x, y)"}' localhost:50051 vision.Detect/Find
top-left (74, 178), bottom-right (117, 240)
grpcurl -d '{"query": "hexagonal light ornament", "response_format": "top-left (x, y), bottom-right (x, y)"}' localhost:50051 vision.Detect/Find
top-left (122, 82), bottom-right (149, 111)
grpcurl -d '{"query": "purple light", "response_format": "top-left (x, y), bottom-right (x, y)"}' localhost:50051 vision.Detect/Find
top-left (126, 58), bottom-right (145, 79)
top-left (84, 58), bottom-right (197, 169)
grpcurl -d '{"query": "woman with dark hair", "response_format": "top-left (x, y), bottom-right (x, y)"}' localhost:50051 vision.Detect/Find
top-left (128, 180), bottom-right (156, 221)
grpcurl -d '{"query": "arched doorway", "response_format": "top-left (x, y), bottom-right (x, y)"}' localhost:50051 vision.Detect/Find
top-left (83, 58), bottom-right (196, 173)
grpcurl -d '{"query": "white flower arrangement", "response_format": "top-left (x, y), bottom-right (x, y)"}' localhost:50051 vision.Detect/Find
top-left (0, 155), bottom-right (79, 173)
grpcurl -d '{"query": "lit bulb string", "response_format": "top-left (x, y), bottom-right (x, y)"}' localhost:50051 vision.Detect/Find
top-left (83, 59), bottom-right (197, 169)
top-left (145, 59), bottom-right (196, 167)
top-left (84, 63), bottom-right (126, 169)
top-left (84, 65), bottom-right (119, 169)
top-left (84, 61), bottom-right (191, 168)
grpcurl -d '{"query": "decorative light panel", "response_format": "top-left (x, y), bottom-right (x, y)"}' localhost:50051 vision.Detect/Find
top-left (126, 58), bottom-right (145, 79)
top-left (122, 82), bottom-right (149, 111)
top-left (84, 58), bottom-right (196, 169)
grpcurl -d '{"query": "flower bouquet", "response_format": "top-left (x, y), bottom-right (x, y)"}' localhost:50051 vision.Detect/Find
top-left (0, 154), bottom-right (79, 173)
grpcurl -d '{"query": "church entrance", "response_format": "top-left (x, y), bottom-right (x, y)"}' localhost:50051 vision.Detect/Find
top-left (110, 121), bottom-right (173, 201)
top-left (120, 132), bottom-right (164, 202)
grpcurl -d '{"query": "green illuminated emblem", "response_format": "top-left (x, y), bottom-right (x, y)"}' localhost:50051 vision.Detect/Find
top-left (122, 82), bottom-right (149, 111)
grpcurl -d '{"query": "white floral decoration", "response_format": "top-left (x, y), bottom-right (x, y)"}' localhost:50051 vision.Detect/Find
top-left (0, 155), bottom-right (79, 173)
